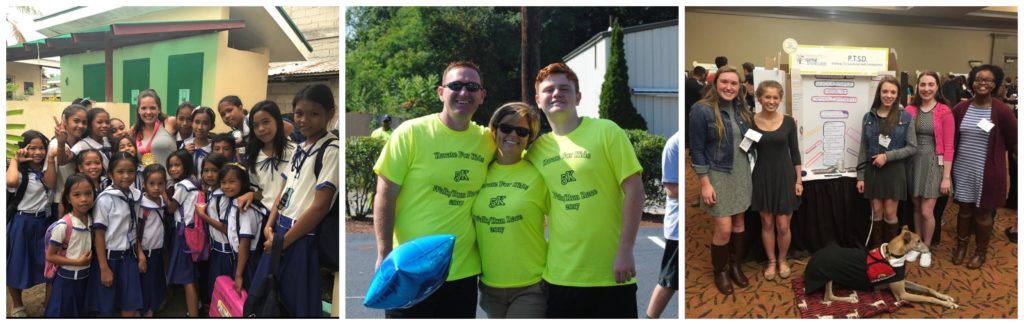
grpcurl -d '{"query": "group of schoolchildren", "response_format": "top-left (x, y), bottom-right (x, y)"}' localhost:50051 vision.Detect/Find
top-left (6, 83), bottom-right (339, 317)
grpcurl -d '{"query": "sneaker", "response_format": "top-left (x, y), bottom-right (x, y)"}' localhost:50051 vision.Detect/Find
top-left (920, 252), bottom-right (933, 268)
top-left (906, 250), bottom-right (921, 262)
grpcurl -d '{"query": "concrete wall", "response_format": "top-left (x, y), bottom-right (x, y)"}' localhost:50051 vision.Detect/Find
top-left (6, 101), bottom-right (131, 139)
top-left (214, 43), bottom-right (271, 133)
top-left (685, 11), bottom-right (1018, 82)
top-left (282, 6), bottom-right (339, 59)
top-left (6, 62), bottom-right (44, 102)
top-left (267, 78), bottom-right (340, 114)
top-left (62, 33), bottom-right (221, 109)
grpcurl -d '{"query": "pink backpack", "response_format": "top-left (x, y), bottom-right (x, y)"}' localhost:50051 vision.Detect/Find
top-left (184, 189), bottom-right (210, 262)
top-left (43, 214), bottom-right (75, 280)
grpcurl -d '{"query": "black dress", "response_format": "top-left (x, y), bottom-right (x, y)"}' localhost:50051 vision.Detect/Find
top-left (751, 116), bottom-right (801, 214)
top-left (803, 243), bottom-right (906, 294)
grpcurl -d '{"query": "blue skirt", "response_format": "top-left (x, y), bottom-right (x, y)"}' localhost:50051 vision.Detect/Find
top-left (208, 248), bottom-right (235, 299)
top-left (250, 224), bottom-right (321, 317)
top-left (6, 211), bottom-right (48, 289)
top-left (166, 226), bottom-right (197, 285)
top-left (86, 253), bottom-right (144, 315)
top-left (140, 249), bottom-right (167, 313)
top-left (45, 270), bottom-right (90, 317)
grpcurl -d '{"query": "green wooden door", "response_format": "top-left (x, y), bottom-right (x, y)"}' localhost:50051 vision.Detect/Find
top-left (167, 52), bottom-right (204, 117)
top-left (82, 63), bottom-right (106, 103)
top-left (123, 58), bottom-right (150, 126)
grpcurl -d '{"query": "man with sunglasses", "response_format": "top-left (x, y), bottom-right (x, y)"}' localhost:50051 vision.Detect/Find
top-left (373, 61), bottom-right (496, 318)
top-left (526, 63), bottom-right (645, 318)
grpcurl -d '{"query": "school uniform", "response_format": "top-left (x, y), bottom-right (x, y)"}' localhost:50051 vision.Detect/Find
top-left (251, 133), bottom-right (339, 317)
top-left (227, 199), bottom-right (265, 288)
top-left (167, 179), bottom-right (201, 284)
top-left (45, 140), bottom-right (77, 218)
top-left (6, 169), bottom-right (50, 289)
top-left (70, 136), bottom-right (112, 168)
top-left (252, 144), bottom-right (295, 210)
top-left (206, 189), bottom-right (235, 299)
top-left (182, 136), bottom-right (212, 178)
top-left (87, 186), bottom-right (144, 316)
top-left (44, 214), bottom-right (92, 317)
top-left (139, 195), bottom-right (168, 314)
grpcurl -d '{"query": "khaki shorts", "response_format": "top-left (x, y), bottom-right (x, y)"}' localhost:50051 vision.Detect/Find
top-left (478, 281), bottom-right (547, 318)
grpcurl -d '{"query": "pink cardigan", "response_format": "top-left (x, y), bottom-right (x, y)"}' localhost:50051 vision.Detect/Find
top-left (906, 102), bottom-right (954, 162)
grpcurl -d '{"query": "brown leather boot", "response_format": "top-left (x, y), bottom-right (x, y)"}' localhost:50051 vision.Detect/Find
top-left (869, 220), bottom-right (884, 249)
top-left (952, 215), bottom-right (972, 265)
top-left (967, 217), bottom-right (994, 269)
top-left (711, 244), bottom-right (733, 295)
top-left (728, 233), bottom-right (749, 288)
top-left (883, 221), bottom-right (900, 245)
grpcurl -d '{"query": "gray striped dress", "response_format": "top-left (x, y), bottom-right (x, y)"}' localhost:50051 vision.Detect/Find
top-left (951, 105), bottom-right (991, 207)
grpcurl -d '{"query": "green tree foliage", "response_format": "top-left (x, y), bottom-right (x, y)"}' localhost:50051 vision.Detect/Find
top-left (346, 7), bottom-right (677, 127)
top-left (624, 129), bottom-right (666, 207)
top-left (345, 136), bottom-right (386, 219)
top-left (599, 19), bottom-right (647, 131)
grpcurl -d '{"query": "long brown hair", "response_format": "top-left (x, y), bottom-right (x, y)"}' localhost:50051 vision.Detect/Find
top-left (871, 75), bottom-right (901, 135)
top-left (910, 71), bottom-right (947, 107)
top-left (698, 66), bottom-right (752, 149)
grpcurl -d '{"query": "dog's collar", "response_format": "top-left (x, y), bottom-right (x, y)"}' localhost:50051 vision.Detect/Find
top-left (879, 243), bottom-right (908, 267)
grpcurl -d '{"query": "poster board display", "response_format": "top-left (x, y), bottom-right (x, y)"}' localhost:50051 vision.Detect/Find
top-left (789, 45), bottom-right (889, 76)
top-left (792, 70), bottom-right (893, 181)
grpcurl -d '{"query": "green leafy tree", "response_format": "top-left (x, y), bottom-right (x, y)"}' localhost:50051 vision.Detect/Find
top-left (599, 19), bottom-right (647, 131)
top-left (346, 136), bottom-right (386, 219)
top-left (6, 108), bottom-right (25, 159)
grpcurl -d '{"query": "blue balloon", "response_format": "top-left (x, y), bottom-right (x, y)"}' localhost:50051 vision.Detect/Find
top-left (363, 234), bottom-right (455, 309)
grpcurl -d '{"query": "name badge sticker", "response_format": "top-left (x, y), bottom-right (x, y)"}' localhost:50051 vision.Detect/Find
top-left (878, 134), bottom-right (892, 149)
top-left (977, 118), bottom-right (994, 133)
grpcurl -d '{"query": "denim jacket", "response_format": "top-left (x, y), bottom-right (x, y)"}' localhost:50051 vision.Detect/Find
top-left (687, 100), bottom-right (749, 175)
top-left (857, 106), bottom-right (917, 180)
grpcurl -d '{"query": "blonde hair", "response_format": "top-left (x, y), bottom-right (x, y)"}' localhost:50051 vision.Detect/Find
top-left (488, 102), bottom-right (541, 145)
top-left (698, 66), bottom-right (752, 149)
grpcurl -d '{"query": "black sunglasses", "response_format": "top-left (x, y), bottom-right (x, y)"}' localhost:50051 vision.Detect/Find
top-left (444, 81), bottom-right (483, 92)
top-left (498, 124), bottom-right (530, 137)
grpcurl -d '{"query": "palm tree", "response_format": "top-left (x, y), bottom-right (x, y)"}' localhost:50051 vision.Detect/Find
top-left (6, 6), bottom-right (42, 45)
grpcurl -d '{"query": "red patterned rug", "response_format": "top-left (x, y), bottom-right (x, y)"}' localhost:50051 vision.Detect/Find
top-left (792, 277), bottom-right (911, 319)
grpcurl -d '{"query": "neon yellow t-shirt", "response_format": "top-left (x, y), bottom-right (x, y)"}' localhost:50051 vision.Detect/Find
top-left (370, 127), bottom-right (392, 140)
top-left (526, 117), bottom-right (643, 287)
top-left (373, 113), bottom-right (495, 281)
top-left (472, 160), bottom-right (549, 288)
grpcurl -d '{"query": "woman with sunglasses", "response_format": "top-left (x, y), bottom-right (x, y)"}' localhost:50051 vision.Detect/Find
top-left (857, 75), bottom-right (917, 249)
top-left (471, 102), bottom-right (548, 318)
top-left (950, 64), bottom-right (1017, 269)
top-left (687, 66), bottom-right (753, 295)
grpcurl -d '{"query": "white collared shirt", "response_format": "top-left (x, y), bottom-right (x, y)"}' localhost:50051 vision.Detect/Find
top-left (140, 195), bottom-right (166, 250)
top-left (278, 134), bottom-right (339, 221)
top-left (227, 200), bottom-right (264, 253)
top-left (45, 140), bottom-right (77, 204)
top-left (182, 136), bottom-right (213, 178)
top-left (251, 143), bottom-right (295, 210)
top-left (205, 190), bottom-right (230, 244)
top-left (172, 179), bottom-right (201, 226)
top-left (93, 186), bottom-right (142, 251)
top-left (49, 214), bottom-right (92, 271)
top-left (8, 169), bottom-right (49, 213)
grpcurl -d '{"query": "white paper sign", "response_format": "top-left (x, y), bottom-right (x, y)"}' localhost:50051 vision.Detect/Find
top-left (790, 45), bottom-right (889, 76)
